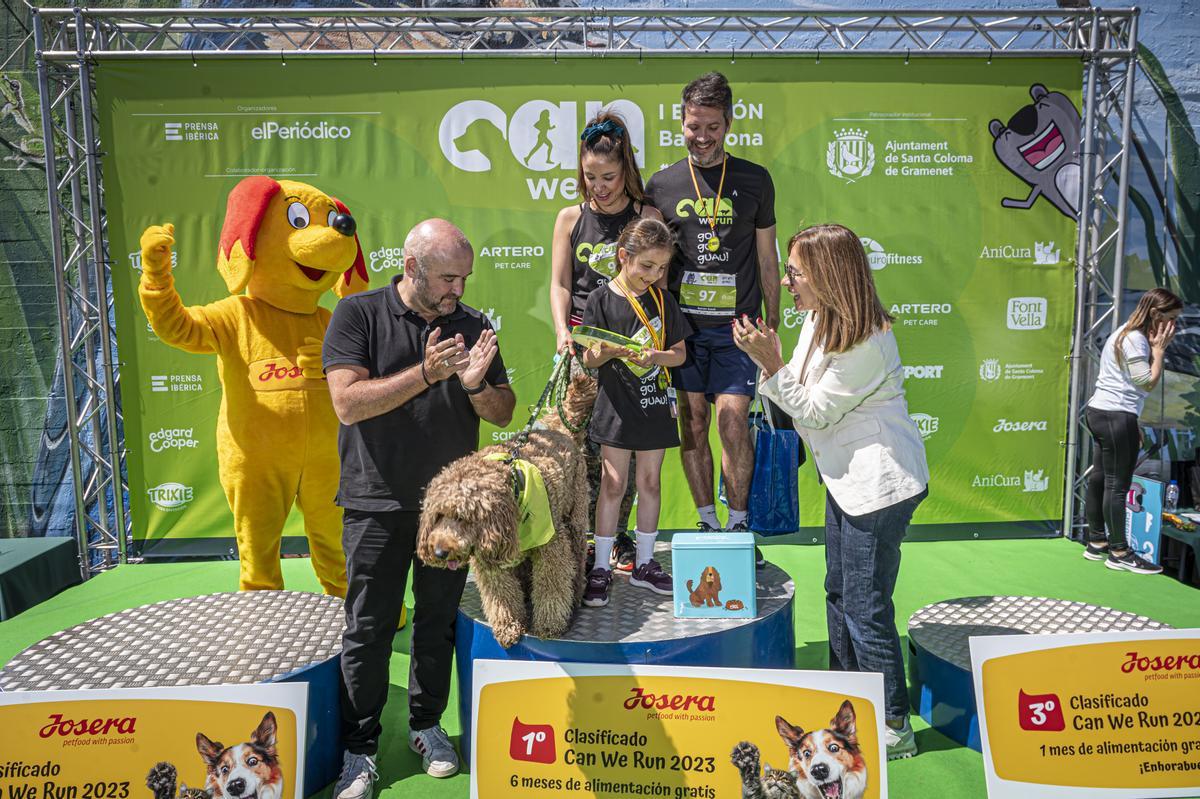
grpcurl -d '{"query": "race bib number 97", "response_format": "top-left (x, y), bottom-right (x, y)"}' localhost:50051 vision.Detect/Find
top-left (679, 271), bottom-right (736, 316)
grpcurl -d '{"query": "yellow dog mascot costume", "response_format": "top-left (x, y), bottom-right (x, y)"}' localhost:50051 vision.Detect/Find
top-left (139, 176), bottom-right (368, 598)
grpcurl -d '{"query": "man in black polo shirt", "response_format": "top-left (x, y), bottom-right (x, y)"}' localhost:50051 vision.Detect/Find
top-left (323, 218), bottom-right (514, 797)
top-left (645, 72), bottom-right (778, 553)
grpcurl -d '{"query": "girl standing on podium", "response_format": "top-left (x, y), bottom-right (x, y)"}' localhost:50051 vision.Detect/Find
top-left (579, 218), bottom-right (687, 608)
top-left (550, 110), bottom-right (662, 572)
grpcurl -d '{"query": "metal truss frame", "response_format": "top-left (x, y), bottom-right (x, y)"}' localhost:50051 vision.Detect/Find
top-left (1062, 12), bottom-right (1140, 543)
top-left (30, 7), bottom-right (1138, 574)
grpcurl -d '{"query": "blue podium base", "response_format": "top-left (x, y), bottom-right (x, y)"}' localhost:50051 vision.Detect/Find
top-left (455, 545), bottom-right (795, 763)
top-left (907, 631), bottom-right (982, 751)
top-left (906, 595), bottom-right (1172, 751)
top-left (270, 649), bottom-right (343, 795)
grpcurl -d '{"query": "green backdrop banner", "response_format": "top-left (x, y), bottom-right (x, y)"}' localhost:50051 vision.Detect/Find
top-left (95, 56), bottom-right (1080, 555)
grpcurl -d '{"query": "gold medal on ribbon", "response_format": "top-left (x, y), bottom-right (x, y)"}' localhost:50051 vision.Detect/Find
top-left (612, 277), bottom-right (673, 398)
top-left (687, 155), bottom-right (728, 257)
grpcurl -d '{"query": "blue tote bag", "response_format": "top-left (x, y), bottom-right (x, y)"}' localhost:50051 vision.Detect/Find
top-left (747, 395), bottom-right (802, 536)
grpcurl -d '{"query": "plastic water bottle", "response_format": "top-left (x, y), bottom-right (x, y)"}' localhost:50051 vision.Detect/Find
top-left (1165, 480), bottom-right (1179, 512)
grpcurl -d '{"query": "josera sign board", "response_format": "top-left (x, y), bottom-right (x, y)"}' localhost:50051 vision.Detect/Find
top-left (972, 630), bottom-right (1200, 798)
top-left (470, 660), bottom-right (888, 799)
top-left (94, 57), bottom-right (1080, 555)
top-left (0, 684), bottom-right (306, 799)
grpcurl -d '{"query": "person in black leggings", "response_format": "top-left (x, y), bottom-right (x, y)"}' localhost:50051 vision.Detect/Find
top-left (1083, 287), bottom-right (1181, 574)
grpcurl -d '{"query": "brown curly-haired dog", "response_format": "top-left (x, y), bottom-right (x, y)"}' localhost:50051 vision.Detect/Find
top-left (417, 372), bottom-right (594, 648)
top-left (687, 565), bottom-right (722, 607)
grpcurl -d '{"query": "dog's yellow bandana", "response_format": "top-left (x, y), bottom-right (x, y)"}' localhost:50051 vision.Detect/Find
top-left (484, 453), bottom-right (555, 554)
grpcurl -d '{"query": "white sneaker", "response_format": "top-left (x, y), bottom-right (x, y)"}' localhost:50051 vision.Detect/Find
top-left (885, 718), bottom-right (917, 760)
top-left (333, 752), bottom-right (377, 799)
top-left (408, 725), bottom-right (460, 778)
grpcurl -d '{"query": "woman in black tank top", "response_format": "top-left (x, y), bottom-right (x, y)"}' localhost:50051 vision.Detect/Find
top-left (549, 109), bottom-right (662, 572)
top-left (551, 110), bottom-right (662, 354)
top-left (567, 199), bottom-right (641, 319)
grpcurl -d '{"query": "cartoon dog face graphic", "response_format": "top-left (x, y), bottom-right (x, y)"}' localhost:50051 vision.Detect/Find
top-left (989, 84), bottom-right (1082, 219)
top-left (196, 712), bottom-right (284, 799)
top-left (1125, 482), bottom-right (1145, 514)
top-left (775, 701), bottom-right (868, 799)
top-left (217, 176), bottom-right (369, 314)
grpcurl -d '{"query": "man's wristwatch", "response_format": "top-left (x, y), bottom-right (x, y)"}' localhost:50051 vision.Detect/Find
top-left (462, 379), bottom-right (487, 395)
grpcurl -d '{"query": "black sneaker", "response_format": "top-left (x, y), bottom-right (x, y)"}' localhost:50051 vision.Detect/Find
top-left (1105, 549), bottom-right (1163, 575)
top-left (1082, 541), bottom-right (1109, 561)
top-left (613, 531), bottom-right (636, 572)
top-left (582, 568), bottom-right (613, 607)
top-left (697, 521), bottom-right (718, 532)
top-left (629, 559), bottom-right (673, 595)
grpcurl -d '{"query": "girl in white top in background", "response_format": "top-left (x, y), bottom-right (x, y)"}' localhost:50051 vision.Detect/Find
top-left (732, 223), bottom-right (928, 761)
top-left (1084, 287), bottom-right (1181, 574)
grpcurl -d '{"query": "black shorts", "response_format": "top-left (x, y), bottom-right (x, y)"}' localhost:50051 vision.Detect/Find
top-left (672, 325), bottom-right (758, 399)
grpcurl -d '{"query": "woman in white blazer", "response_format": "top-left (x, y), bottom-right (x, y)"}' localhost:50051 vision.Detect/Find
top-left (733, 223), bottom-right (928, 761)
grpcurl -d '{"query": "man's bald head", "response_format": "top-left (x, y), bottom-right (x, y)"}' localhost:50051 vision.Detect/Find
top-left (399, 218), bottom-right (474, 319)
top-left (404, 218), bottom-right (473, 274)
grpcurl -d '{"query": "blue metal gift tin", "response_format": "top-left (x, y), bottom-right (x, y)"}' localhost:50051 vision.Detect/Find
top-left (670, 532), bottom-right (757, 619)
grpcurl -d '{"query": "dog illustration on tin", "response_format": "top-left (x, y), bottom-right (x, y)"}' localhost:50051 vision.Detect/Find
top-left (687, 565), bottom-right (723, 607)
top-left (195, 712), bottom-right (284, 799)
top-left (731, 700), bottom-right (867, 799)
top-left (989, 83), bottom-right (1082, 219)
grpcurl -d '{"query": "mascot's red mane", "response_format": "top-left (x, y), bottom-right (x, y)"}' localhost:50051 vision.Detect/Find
top-left (218, 175), bottom-right (280, 262)
top-left (331, 196), bottom-right (369, 289)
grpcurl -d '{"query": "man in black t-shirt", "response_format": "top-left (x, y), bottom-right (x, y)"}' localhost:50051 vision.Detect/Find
top-left (322, 219), bottom-right (515, 797)
top-left (645, 71), bottom-right (779, 546)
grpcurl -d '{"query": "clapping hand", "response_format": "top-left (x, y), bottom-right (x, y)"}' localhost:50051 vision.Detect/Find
top-left (423, 327), bottom-right (469, 383)
top-left (458, 328), bottom-right (499, 389)
top-left (731, 315), bottom-right (785, 376)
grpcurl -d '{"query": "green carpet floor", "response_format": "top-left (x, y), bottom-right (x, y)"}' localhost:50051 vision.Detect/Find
top-left (2, 537), bottom-right (1198, 799)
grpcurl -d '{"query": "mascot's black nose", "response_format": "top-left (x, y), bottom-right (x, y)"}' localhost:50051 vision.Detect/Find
top-left (330, 212), bottom-right (356, 237)
top-left (225, 780), bottom-right (245, 798)
top-left (1006, 103), bottom-right (1040, 137)
top-left (810, 763), bottom-right (829, 781)
top-left (434, 547), bottom-right (449, 560)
